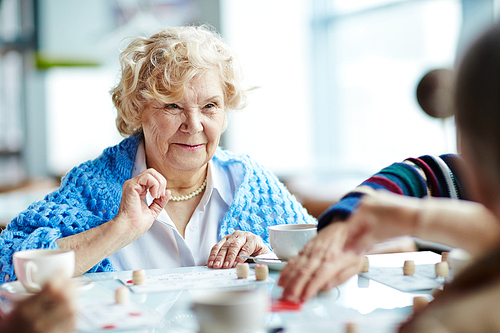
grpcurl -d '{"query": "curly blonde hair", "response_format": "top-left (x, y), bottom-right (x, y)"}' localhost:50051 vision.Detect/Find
top-left (111, 25), bottom-right (247, 136)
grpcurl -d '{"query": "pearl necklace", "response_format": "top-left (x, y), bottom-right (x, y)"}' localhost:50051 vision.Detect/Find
top-left (169, 178), bottom-right (207, 202)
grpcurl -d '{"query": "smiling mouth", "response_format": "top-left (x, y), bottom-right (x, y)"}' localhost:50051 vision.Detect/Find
top-left (176, 143), bottom-right (204, 150)
top-left (177, 143), bottom-right (203, 147)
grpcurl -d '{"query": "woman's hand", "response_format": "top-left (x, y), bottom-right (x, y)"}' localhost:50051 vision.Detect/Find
top-left (343, 192), bottom-right (421, 254)
top-left (0, 275), bottom-right (77, 333)
top-left (116, 168), bottom-right (170, 240)
top-left (278, 223), bottom-right (363, 303)
top-left (57, 168), bottom-right (170, 276)
top-left (207, 231), bottom-right (271, 269)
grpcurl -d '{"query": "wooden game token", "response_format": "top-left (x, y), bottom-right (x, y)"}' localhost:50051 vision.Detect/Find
top-left (115, 286), bottom-right (129, 304)
top-left (412, 296), bottom-right (428, 313)
top-left (441, 251), bottom-right (449, 262)
top-left (359, 256), bottom-right (369, 273)
top-left (403, 260), bottom-right (415, 276)
top-left (432, 287), bottom-right (443, 299)
top-left (345, 322), bottom-right (358, 333)
top-left (435, 261), bottom-right (449, 278)
top-left (133, 269), bottom-right (146, 285)
top-left (255, 264), bottom-right (269, 281)
top-left (236, 262), bottom-right (250, 279)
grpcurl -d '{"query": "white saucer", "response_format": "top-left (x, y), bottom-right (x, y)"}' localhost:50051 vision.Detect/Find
top-left (0, 279), bottom-right (94, 301)
top-left (0, 281), bottom-right (32, 301)
top-left (254, 254), bottom-right (287, 271)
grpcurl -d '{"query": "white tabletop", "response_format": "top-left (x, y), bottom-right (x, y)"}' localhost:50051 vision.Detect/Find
top-left (57, 251), bottom-right (443, 333)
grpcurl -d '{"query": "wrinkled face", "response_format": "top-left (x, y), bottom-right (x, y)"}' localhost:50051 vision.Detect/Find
top-left (142, 70), bottom-right (225, 174)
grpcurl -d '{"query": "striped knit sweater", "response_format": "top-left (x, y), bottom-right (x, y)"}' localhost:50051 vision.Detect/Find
top-left (318, 154), bottom-right (469, 231)
top-left (0, 134), bottom-right (316, 282)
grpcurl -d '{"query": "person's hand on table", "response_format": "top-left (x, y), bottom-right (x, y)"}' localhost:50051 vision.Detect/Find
top-left (278, 222), bottom-right (364, 303)
top-left (0, 274), bottom-right (77, 333)
top-left (343, 191), bottom-right (420, 253)
top-left (117, 168), bottom-right (170, 239)
top-left (207, 231), bottom-right (271, 269)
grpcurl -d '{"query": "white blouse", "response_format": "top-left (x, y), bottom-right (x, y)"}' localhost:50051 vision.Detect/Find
top-left (109, 140), bottom-right (242, 270)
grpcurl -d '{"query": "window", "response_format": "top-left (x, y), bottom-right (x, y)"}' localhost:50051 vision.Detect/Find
top-left (311, 0), bottom-right (462, 179)
top-left (222, 0), bottom-right (468, 189)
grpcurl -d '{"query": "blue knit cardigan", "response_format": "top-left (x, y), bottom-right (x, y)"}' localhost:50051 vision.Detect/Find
top-left (0, 134), bottom-right (316, 282)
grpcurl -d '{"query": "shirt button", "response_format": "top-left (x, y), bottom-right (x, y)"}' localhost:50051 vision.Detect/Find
top-left (190, 225), bottom-right (197, 231)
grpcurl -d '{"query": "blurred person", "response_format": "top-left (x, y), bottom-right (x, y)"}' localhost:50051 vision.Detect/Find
top-left (0, 25), bottom-right (315, 282)
top-left (279, 21), bottom-right (500, 309)
top-left (0, 275), bottom-right (76, 333)
top-left (278, 152), bottom-right (500, 302)
top-left (399, 20), bottom-right (500, 332)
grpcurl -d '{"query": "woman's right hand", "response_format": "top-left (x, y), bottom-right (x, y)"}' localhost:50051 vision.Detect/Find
top-left (57, 168), bottom-right (170, 276)
top-left (116, 168), bottom-right (170, 239)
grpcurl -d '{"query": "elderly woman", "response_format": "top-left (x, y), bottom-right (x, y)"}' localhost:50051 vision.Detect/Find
top-left (0, 25), bottom-right (315, 281)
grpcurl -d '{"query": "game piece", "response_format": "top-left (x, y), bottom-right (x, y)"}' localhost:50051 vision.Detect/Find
top-left (435, 261), bottom-right (449, 278)
top-left (255, 264), bottom-right (269, 281)
top-left (357, 275), bottom-right (370, 288)
top-left (236, 262), bottom-right (249, 279)
top-left (432, 287), bottom-right (443, 298)
top-left (359, 256), bottom-right (369, 273)
top-left (270, 300), bottom-right (302, 312)
top-left (441, 251), bottom-right (449, 262)
top-left (345, 322), bottom-right (358, 333)
top-left (403, 260), bottom-right (415, 276)
top-left (133, 269), bottom-right (146, 285)
top-left (115, 286), bottom-right (129, 304)
top-left (412, 296), bottom-right (428, 313)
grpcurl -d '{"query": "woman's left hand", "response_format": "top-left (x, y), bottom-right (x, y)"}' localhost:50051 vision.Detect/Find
top-left (207, 231), bottom-right (271, 269)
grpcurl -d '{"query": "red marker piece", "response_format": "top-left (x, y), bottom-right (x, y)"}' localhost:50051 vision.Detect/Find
top-left (102, 325), bottom-right (117, 330)
top-left (270, 300), bottom-right (303, 312)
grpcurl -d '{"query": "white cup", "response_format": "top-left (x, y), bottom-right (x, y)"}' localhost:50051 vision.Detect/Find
top-left (269, 224), bottom-right (317, 260)
top-left (13, 249), bottom-right (75, 293)
top-left (191, 290), bottom-right (267, 333)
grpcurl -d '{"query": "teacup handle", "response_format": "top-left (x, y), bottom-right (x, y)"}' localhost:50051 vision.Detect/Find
top-left (24, 261), bottom-right (42, 292)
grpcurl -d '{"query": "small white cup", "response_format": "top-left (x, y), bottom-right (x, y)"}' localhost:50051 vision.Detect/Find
top-left (13, 249), bottom-right (75, 293)
top-left (191, 290), bottom-right (267, 333)
top-left (269, 224), bottom-right (317, 260)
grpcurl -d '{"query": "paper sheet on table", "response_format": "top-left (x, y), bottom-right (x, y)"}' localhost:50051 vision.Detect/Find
top-left (77, 300), bottom-right (165, 331)
top-left (119, 268), bottom-right (273, 293)
top-left (359, 264), bottom-right (450, 292)
top-left (285, 305), bottom-right (411, 333)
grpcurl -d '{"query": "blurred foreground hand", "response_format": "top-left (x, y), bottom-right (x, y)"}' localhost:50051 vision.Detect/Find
top-left (0, 274), bottom-right (77, 333)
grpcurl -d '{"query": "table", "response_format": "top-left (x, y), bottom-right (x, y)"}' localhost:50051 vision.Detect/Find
top-left (80, 251), bottom-right (443, 332)
top-left (1, 251), bottom-right (443, 332)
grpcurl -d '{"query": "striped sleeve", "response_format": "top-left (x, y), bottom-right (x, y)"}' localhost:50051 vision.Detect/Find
top-left (317, 154), bottom-right (468, 231)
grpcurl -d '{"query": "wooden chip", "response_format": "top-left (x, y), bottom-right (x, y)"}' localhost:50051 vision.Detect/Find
top-left (133, 269), bottom-right (146, 285)
top-left (435, 262), bottom-right (449, 278)
top-left (403, 260), bottom-right (415, 276)
top-left (359, 256), bottom-right (369, 273)
top-left (255, 264), bottom-right (269, 281)
top-left (115, 286), bottom-right (129, 304)
top-left (236, 262), bottom-right (250, 279)
top-left (413, 296), bottom-right (429, 313)
top-left (345, 322), bottom-right (358, 333)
